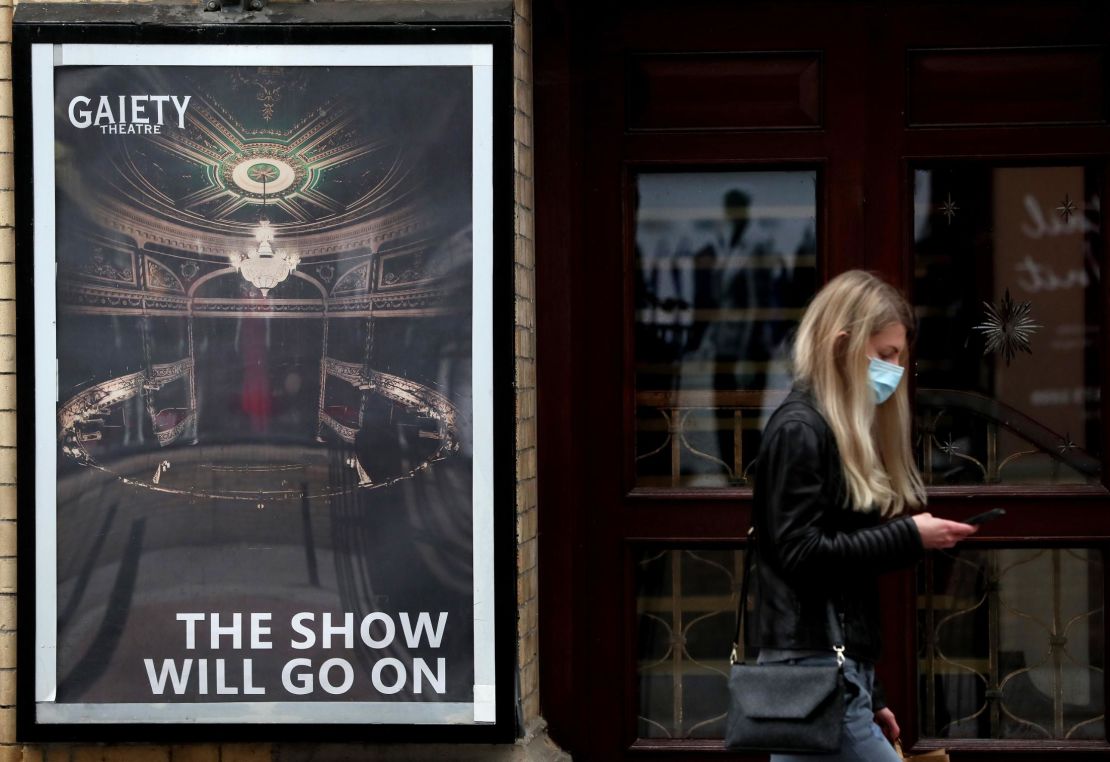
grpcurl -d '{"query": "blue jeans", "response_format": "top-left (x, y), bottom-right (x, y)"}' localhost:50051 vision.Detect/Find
top-left (769, 655), bottom-right (901, 762)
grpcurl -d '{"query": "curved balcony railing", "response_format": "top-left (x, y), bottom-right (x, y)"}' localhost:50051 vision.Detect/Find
top-left (59, 357), bottom-right (198, 455)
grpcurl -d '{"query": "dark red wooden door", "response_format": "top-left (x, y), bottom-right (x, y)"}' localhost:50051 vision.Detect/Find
top-left (535, 2), bottom-right (1110, 759)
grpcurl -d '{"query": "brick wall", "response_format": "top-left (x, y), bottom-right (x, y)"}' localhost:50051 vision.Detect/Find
top-left (0, 0), bottom-right (15, 758)
top-left (0, 0), bottom-right (555, 759)
top-left (511, 0), bottom-right (540, 734)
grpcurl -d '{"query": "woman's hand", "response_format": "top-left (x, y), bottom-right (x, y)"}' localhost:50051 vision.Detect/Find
top-left (874, 707), bottom-right (900, 744)
top-left (912, 512), bottom-right (978, 549)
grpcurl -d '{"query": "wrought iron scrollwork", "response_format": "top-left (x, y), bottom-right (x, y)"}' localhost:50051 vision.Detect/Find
top-left (636, 549), bottom-right (744, 739)
top-left (635, 389), bottom-right (789, 488)
top-left (916, 389), bottom-right (1099, 485)
top-left (920, 548), bottom-right (1104, 740)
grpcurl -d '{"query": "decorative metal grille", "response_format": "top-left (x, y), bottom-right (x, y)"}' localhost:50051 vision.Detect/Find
top-left (635, 390), bottom-right (787, 488)
top-left (636, 548), bottom-right (743, 738)
top-left (915, 390), bottom-right (1100, 487)
top-left (918, 547), bottom-right (1105, 740)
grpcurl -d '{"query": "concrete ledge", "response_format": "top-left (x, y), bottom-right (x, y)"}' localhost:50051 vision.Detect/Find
top-left (273, 718), bottom-right (570, 762)
top-left (13, 1), bottom-right (513, 27)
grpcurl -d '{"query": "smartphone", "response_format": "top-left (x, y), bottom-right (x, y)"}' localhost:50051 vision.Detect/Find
top-left (963, 508), bottom-right (1006, 525)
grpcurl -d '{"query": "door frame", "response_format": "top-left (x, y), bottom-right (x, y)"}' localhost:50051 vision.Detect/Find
top-left (535, 1), bottom-right (1110, 758)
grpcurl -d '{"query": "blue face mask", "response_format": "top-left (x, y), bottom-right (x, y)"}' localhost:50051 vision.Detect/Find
top-left (868, 356), bottom-right (904, 404)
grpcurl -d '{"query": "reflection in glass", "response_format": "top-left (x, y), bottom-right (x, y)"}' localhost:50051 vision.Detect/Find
top-left (636, 548), bottom-right (742, 739)
top-left (918, 548), bottom-right (1105, 740)
top-left (634, 171), bottom-right (818, 489)
top-left (913, 166), bottom-right (1103, 485)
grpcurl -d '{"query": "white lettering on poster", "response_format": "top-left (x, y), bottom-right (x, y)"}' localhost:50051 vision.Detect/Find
top-left (360, 612), bottom-right (396, 648)
top-left (414, 658), bottom-right (447, 694)
top-left (176, 612), bottom-right (205, 649)
top-left (145, 612), bottom-right (451, 697)
top-left (144, 657), bottom-right (191, 695)
top-left (251, 612), bottom-right (273, 650)
top-left (322, 612), bottom-right (355, 649)
top-left (210, 612), bottom-right (242, 650)
top-left (371, 658), bottom-right (406, 695)
top-left (282, 658), bottom-right (314, 696)
top-left (291, 611), bottom-right (316, 649)
top-left (401, 612), bottom-right (448, 648)
top-left (67, 94), bottom-right (192, 134)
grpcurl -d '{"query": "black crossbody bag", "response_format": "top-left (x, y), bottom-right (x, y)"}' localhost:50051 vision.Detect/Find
top-left (724, 529), bottom-right (847, 753)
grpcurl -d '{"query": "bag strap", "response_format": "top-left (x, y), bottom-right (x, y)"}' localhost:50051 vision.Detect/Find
top-left (730, 528), bottom-right (756, 664)
top-left (731, 527), bottom-right (845, 667)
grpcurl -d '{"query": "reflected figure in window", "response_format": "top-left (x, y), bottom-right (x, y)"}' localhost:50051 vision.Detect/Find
top-left (706, 190), bottom-right (813, 478)
top-left (632, 171), bottom-right (819, 487)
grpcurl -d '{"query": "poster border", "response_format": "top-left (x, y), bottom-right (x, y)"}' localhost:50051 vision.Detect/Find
top-left (13, 20), bottom-right (516, 744)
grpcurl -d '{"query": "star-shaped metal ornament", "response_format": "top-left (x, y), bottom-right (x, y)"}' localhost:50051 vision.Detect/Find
top-left (1057, 433), bottom-right (1078, 455)
top-left (939, 433), bottom-right (960, 456)
top-left (1056, 194), bottom-right (1078, 223)
top-left (939, 192), bottom-right (959, 225)
top-left (973, 289), bottom-right (1042, 366)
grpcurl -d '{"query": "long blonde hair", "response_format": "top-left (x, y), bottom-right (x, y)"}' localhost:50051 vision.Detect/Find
top-left (792, 270), bottom-right (926, 516)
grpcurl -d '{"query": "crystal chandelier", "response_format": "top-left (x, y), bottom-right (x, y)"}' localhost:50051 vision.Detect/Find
top-left (232, 175), bottom-right (299, 296)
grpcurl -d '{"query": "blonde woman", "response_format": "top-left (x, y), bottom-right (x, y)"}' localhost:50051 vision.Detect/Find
top-left (747, 270), bottom-right (976, 761)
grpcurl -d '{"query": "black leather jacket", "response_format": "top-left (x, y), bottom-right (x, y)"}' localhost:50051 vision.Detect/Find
top-left (745, 384), bottom-right (924, 706)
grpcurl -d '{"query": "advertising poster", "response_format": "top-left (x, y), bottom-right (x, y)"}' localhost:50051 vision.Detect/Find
top-left (24, 41), bottom-right (500, 731)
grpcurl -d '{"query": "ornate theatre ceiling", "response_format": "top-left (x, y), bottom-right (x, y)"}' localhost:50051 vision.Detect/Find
top-left (55, 65), bottom-right (474, 316)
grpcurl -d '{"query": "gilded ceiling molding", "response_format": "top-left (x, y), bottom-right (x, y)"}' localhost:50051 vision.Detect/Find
top-left (94, 200), bottom-right (241, 257)
top-left (190, 299), bottom-right (326, 316)
top-left (58, 281), bottom-right (145, 312)
top-left (144, 293), bottom-right (190, 313)
top-left (54, 280), bottom-right (193, 313)
top-left (143, 257), bottom-right (186, 294)
top-left (60, 273), bottom-right (454, 317)
top-left (71, 243), bottom-right (138, 287)
top-left (89, 196), bottom-right (427, 260)
top-left (227, 68), bottom-right (311, 123)
top-left (186, 267), bottom-right (328, 302)
top-left (373, 287), bottom-right (460, 313)
top-left (332, 262), bottom-right (372, 295)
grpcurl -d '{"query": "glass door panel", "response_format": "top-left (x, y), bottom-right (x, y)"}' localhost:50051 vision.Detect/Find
top-left (918, 547), bottom-right (1105, 740)
top-left (912, 165), bottom-right (1104, 486)
top-left (636, 547), bottom-right (743, 739)
top-left (633, 170), bottom-right (818, 489)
